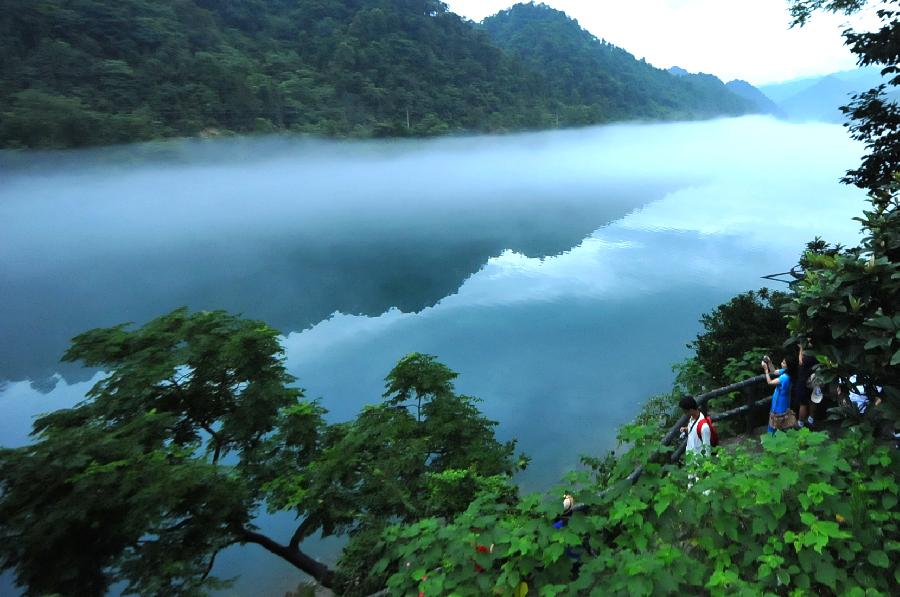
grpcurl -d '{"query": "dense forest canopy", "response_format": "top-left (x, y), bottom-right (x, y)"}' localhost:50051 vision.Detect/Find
top-left (0, 0), bottom-right (756, 148)
top-left (482, 3), bottom-right (753, 124)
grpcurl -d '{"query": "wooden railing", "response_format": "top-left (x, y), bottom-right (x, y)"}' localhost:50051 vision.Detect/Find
top-left (591, 373), bottom-right (770, 501)
top-left (668, 374), bottom-right (770, 462)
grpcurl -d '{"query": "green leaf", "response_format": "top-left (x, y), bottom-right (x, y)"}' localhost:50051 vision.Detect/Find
top-left (865, 315), bottom-right (896, 331)
top-left (776, 569), bottom-right (789, 586)
top-left (544, 543), bottom-right (565, 563)
top-left (814, 560), bottom-right (837, 589)
top-left (868, 550), bottom-right (889, 568)
top-left (539, 584), bottom-right (567, 597)
top-left (653, 497), bottom-right (671, 517)
top-left (891, 348), bottom-right (900, 366)
top-left (832, 319), bottom-right (852, 338)
top-left (864, 336), bottom-right (893, 350)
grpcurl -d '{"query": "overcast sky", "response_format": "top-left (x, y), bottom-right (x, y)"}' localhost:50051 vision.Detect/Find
top-left (444, 0), bottom-right (882, 85)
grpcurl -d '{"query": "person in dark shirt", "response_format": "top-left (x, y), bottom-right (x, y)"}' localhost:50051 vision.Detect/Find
top-left (793, 339), bottom-right (817, 427)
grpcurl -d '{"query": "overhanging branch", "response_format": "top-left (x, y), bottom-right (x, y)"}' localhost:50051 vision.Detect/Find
top-left (288, 516), bottom-right (319, 551)
top-left (238, 528), bottom-right (335, 588)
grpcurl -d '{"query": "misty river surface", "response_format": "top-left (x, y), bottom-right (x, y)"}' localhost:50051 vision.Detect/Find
top-left (0, 117), bottom-right (867, 595)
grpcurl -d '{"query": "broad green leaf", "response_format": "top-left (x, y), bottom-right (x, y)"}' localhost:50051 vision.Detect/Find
top-left (891, 348), bottom-right (900, 366)
top-left (867, 551), bottom-right (889, 568)
top-left (814, 560), bottom-right (838, 589)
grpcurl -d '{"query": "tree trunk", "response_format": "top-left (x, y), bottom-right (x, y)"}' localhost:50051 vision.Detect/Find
top-left (238, 528), bottom-right (336, 588)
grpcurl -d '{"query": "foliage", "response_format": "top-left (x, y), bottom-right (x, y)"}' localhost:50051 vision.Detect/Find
top-left (0, 308), bottom-right (296, 595)
top-left (786, 189), bottom-right (900, 417)
top-left (789, 1), bottom-right (871, 25)
top-left (671, 355), bottom-right (712, 396)
top-left (687, 288), bottom-right (791, 388)
top-left (381, 429), bottom-right (900, 596)
top-left (709, 346), bottom-right (776, 432)
top-left (0, 311), bottom-right (520, 596)
top-left (0, 409), bottom-right (244, 596)
top-left (629, 391), bottom-right (681, 431)
top-left (302, 354), bottom-right (521, 595)
top-left (722, 347), bottom-right (772, 383)
top-left (785, 0), bottom-right (899, 427)
top-left (0, 0), bottom-right (757, 149)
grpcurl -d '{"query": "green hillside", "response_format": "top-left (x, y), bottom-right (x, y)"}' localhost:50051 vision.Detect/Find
top-left (482, 3), bottom-right (755, 124)
top-left (0, 0), bottom-right (755, 149)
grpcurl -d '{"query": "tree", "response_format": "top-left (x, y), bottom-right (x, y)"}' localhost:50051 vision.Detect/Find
top-left (785, 0), bottom-right (899, 420)
top-left (0, 310), bottom-right (520, 595)
top-left (687, 288), bottom-right (791, 388)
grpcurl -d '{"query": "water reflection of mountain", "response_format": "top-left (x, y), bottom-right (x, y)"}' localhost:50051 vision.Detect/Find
top-left (1, 183), bottom-right (672, 387)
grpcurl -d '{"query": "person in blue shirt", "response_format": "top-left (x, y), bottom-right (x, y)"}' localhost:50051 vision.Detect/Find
top-left (763, 353), bottom-right (799, 432)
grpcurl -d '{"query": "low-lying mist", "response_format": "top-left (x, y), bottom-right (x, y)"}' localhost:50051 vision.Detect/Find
top-left (1, 116), bottom-right (862, 388)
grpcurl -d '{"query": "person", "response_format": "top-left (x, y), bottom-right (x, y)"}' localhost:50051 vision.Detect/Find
top-left (678, 395), bottom-right (713, 456)
top-left (808, 371), bottom-right (825, 415)
top-left (793, 339), bottom-right (817, 427)
top-left (763, 353), bottom-right (798, 432)
top-left (840, 374), bottom-right (882, 414)
top-left (552, 493), bottom-right (584, 561)
top-left (678, 395), bottom-right (717, 491)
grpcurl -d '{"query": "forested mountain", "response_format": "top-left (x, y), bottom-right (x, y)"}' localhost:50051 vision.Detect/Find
top-left (482, 3), bottom-right (756, 124)
top-left (0, 0), bottom-right (756, 149)
top-left (725, 79), bottom-right (784, 117)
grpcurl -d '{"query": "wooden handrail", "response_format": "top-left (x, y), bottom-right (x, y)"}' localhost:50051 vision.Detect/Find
top-left (603, 374), bottom-right (771, 492)
top-left (670, 395), bottom-right (772, 462)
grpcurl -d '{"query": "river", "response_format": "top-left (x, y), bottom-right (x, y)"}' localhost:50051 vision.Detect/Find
top-left (0, 116), bottom-right (866, 595)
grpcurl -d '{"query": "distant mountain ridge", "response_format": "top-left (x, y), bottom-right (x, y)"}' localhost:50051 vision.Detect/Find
top-left (725, 80), bottom-right (785, 117)
top-left (760, 66), bottom-right (895, 122)
top-left (669, 65), bottom-right (780, 117)
top-left (0, 0), bottom-right (759, 149)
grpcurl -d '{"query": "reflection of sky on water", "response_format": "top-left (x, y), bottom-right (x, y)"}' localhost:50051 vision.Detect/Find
top-left (0, 117), bottom-right (868, 595)
top-left (0, 374), bottom-right (101, 447)
top-left (279, 169), bottom-right (863, 492)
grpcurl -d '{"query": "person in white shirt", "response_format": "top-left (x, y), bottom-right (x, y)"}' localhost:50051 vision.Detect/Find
top-left (679, 395), bottom-right (712, 456)
top-left (842, 375), bottom-right (882, 414)
top-left (679, 395), bottom-right (714, 490)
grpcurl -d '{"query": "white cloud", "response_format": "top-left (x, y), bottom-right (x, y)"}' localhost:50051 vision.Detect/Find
top-left (445, 0), bottom-right (883, 84)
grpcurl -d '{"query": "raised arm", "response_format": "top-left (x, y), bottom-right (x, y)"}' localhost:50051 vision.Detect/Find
top-left (761, 359), bottom-right (781, 386)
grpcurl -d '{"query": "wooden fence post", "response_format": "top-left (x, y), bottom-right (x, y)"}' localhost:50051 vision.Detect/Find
top-left (743, 386), bottom-right (755, 436)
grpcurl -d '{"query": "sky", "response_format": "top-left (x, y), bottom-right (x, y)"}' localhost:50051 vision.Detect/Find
top-left (444, 0), bottom-right (883, 85)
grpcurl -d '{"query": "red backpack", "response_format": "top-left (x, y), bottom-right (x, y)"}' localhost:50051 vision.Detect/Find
top-left (697, 415), bottom-right (719, 447)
